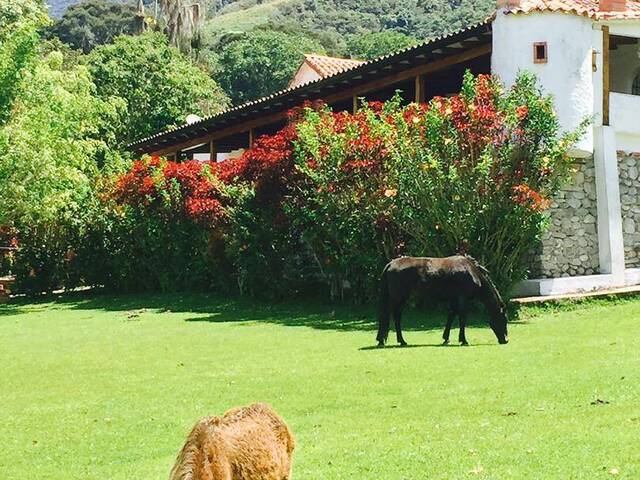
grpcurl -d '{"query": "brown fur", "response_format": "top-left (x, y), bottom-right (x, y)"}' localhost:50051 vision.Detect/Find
top-left (169, 403), bottom-right (295, 480)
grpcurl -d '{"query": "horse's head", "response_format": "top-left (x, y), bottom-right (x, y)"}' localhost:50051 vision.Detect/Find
top-left (488, 302), bottom-right (508, 344)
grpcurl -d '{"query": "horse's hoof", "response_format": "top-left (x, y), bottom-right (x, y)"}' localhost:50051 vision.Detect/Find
top-left (399, 342), bottom-right (408, 347)
top-left (460, 341), bottom-right (469, 346)
top-left (377, 342), bottom-right (385, 348)
top-left (442, 339), bottom-right (450, 345)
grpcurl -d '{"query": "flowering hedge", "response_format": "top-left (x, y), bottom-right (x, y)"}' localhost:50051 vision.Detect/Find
top-left (18, 72), bottom-right (582, 297)
top-left (113, 156), bottom-right (231, 225)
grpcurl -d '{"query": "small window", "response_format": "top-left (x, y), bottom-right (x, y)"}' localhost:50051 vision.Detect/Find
top-left (533, 42), bottom-right (548, 64)
top-left (633, 74), bottom-right (640, 96)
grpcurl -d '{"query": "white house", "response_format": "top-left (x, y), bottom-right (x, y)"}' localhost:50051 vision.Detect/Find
top-left (492, 0), bottom-right (640, 295)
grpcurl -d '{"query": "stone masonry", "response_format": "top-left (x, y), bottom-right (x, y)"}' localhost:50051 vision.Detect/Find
top-left (618, 152), bottom-right (640, 268)
top-left (530, 156), bottom-right (600, 278)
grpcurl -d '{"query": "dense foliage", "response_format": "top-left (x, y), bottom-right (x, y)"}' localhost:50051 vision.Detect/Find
top-left (346, 31), bottom-right (418, 60)
top-left (207, 0), bottom-right (494, 56)
top-left (49, 0), bottom-right (141, 53)
top-left (0, 0), bottom-right (49, 123)
top-left (7, 2), bottom-right (582, 300)
top-left (0, 5), bottom-right (231, 293)
top-left (87, 32), bottom-right (229, 145)
top-left (70, 73), bottom-right (583, 299)
top-left (213, 30), bottom-right (325, 105)
top-left (0, 49), bottom-right (126, 292)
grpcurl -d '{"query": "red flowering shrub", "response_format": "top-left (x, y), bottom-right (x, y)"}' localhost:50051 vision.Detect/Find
top-left (87, 72), bottom-right (583, 297)
top-left (113, 156), bottom-right (229, 226)
top-left (384, 71), bottom-right (586, 291)
top-left (281, 72), bottom-right (585, 295)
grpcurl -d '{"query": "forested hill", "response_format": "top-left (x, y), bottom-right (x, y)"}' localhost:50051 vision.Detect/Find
top-left (45, 0), bottom-right (496, 104)
top-left (47, 0), bottom-right (129, 17)
top-left (47, 0), bottom-right (81, 17)
top-left (205, 0), bottom-right (496, 55)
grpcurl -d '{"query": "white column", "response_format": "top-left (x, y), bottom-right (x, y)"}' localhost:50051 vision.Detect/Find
top-left (593, 125), bottom-right (626, 281)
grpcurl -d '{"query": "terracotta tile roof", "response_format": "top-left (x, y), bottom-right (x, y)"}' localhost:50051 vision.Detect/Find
top-left (303, 54), bottom-right (365, 78)
top-left (504, 0), bottom-right (640, 18)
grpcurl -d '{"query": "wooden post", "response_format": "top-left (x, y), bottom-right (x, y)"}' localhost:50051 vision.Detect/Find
top-left (352, 96), bottom-right (358, 114)
top-left (209, 140), bottom-right (217, 162)
top-left (175, 150), bottom-right (181, 161)
top-left (249, 128), bottom-right (254, 148)
top-left (415, 75), bottom-right (425, 103)
top-left (603, 26), bottom-right (610, 126)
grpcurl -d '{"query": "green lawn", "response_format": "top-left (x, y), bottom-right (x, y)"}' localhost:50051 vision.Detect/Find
top-left (1, 293), bottom-right (639, 479)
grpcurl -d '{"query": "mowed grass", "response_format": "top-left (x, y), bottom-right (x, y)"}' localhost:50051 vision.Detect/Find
top-left (1, 293), bottom-right (639, 479)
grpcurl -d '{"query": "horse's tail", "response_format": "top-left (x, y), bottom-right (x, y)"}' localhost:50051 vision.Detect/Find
top-left (376, 263), bottom-right (391, 343)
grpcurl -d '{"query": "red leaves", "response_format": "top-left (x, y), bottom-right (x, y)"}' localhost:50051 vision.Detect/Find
top-left (113, 156), bottom-right (227, 225)
top-left (221, 124), bottom-right (299, 202)
top-left (516, 105), bottom-right (529, 121)
top-left (512, 184), bottom-right (551, 212)
top-left (445, 75), bottom-right (503, 148)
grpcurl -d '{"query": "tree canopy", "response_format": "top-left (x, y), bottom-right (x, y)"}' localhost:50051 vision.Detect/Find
top-left (0, 0), bottom-right (49, 124)
top-left (0, 51), bottom-right (123, 226)
top-left (346, 31), bottom-right (418, 60)
top-left (213, 30), bottom-right (325, 105)
top-left (48, 0), bottom-right (141, 53)
top-left (88, 32), bottom-right (230, 145)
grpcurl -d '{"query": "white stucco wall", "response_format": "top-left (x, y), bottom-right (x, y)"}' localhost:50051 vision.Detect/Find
top-left (289, 63), bottom-right (321, 88)
top-left (611, 92), bottom-right (640, 134)
top-left (492, 11), bottom-right (594, 155)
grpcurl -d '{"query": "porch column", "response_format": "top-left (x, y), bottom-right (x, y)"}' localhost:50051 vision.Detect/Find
top-left (209, 140), bottom-right (217, 162)
top-left (602, 26), bottom-right (610, 126)
top-left (594, 126), bottom-right (625, 281)
top-left (415, 75), bottom-right (425, 103)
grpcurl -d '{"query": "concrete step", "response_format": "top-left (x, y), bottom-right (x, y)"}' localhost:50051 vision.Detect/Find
top-left (513, 284), bottom-right (640, 304)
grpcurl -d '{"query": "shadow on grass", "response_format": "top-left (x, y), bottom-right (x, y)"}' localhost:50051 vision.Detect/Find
top-left (358, 342), bottom-right (498, 351)
top-left (0, 288), bottom-right (508, 334)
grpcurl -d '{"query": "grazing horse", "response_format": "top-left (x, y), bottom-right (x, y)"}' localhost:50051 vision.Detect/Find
top-left (169, 403), bottom-right (295, 480)
top-left (376, 255), bottom-right (508, 347)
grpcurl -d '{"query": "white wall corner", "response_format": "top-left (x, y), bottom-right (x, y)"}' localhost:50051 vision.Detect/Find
top-left (593, 125), bottom-right (626, 282)
top-left (626, 268), bottom-right (640, 285)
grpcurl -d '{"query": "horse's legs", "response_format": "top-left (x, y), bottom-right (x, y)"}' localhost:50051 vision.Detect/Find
top-left (443, 299), bottom-right (458, 345)
top-left (393, 303), bottom-right (408, 346)
top-left (458, 300), bottom-right (468, 346)
top-left (376, 305), bottom-right (391, 347)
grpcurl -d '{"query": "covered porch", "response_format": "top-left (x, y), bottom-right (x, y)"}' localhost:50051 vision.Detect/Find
top-left (128, 22), bottom-right (493, 162)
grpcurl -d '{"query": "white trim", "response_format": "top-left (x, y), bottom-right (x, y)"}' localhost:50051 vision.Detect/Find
top-left (514, 268), bottom-right (640, 297)
top-left (626, 268), bottom-right (640, 284)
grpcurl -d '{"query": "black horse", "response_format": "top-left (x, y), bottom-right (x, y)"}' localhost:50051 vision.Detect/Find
top-left (376, 255), bottom-right (509, 347)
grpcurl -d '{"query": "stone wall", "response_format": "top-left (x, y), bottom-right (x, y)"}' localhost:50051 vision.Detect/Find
top-left (618, 152), bottom-right (640, 268)
top-left (530, 156), bottom-right (600, 278)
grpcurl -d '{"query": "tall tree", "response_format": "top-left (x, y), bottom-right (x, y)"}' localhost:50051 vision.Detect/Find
top-left (88, 32), bottom-right (230, 145)
top-left (215, 30), bottom-right (325, 105)
top-left (158, 0), bottom-right (204, 53)
top-left (48, 0), bottom-right (141, 53)
top-left (0, 0), bottom-right (49, 124)
top-left (0, 50), bottom-right (123, 227)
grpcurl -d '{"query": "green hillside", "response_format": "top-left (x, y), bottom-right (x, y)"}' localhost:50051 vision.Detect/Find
top-left (204, 0), bottom-right (496, 55)
top-left (206, 0), bottom-right (292, 33)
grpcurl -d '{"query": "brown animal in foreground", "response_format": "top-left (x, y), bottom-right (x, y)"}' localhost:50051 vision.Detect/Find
top-left (169, 403), bottom-right (295, 480)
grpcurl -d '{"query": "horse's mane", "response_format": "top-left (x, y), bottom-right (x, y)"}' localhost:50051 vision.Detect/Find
top-left (463, 255), bottom-right (505, 310)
